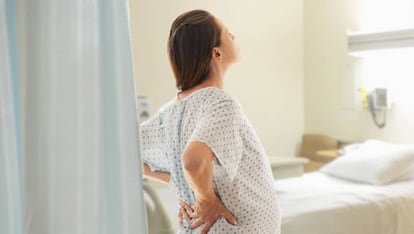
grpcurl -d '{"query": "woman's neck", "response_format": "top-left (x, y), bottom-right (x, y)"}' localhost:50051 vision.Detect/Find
top-left (177, 64), bottom-right (226, 100)
top-left (177, 79), bottom-right (222, 100)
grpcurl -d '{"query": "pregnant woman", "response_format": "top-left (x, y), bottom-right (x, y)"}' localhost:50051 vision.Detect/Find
top-left (141, 9), bottom-right (280, 234)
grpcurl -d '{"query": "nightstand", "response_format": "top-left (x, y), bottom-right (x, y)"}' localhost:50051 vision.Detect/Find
top-left (303, 149), bottom-right (340, 172)
top-left (315, 150), bottom-right (339, 161)
top-left (268, 156), bottom-right (309, 179)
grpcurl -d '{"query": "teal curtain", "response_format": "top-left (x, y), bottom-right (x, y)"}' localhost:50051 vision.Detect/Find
top-left (0, 0), bottom-right (22, 234)
top-left (1, 0), bottom-right (147, 233)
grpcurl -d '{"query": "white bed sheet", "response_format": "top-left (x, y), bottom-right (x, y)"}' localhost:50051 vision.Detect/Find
top-left (275, 172), bottom-right (414, 234)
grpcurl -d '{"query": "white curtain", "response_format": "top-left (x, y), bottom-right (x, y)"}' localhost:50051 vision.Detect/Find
top-left (1, 0), bottom-right (147, 233)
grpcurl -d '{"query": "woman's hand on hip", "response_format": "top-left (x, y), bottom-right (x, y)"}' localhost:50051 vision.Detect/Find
top-left (179, 195), bottom-right (237, 234)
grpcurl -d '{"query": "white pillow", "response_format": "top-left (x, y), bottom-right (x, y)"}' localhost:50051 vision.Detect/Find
top-left (320, 140), bottom-right (414, 185)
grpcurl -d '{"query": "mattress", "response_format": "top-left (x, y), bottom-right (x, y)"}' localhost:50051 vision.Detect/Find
top-left (274, 172), bottom-right (414, 234)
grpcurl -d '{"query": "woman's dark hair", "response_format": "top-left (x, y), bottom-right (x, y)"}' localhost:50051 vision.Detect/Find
top-left (168, 10), bottom-right (221, 91)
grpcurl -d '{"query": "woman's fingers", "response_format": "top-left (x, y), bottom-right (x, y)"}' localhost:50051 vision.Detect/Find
top-left (179, 199), bottom-right (193, 212)
top-left (180, 207), bottom-right (191, 221)
top-left (220, 206), bottom-right (237, 225)
top-left (178, 199), bottom-right (193, 221)
top-left (177, 211), bottom-right (184, 227)
top-left (215, 197), bottom-right (237, 225)
top-left (189, 211), bottom-right (199, 219)
top-left (199, 221), bottom-right (214, 234)
top-left (178, 196), bottom-right (238, 232)
top-left (189, 218), bottom-right (204, 229)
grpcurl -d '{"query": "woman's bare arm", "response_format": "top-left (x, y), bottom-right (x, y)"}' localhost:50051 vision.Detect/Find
top-left (143, 163), bottom-right (171, 183)
top-left (182, 142), bottom-right (216, 199)
top-left (181, 141), bottom-right (237, 233)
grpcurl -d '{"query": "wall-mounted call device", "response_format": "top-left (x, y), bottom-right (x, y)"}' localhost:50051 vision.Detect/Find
top-left (365, 88), bottom-right (388, 128)
top-left (367, 88), bottom-right (388, 113)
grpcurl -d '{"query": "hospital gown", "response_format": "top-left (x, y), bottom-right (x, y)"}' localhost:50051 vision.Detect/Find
top-left (140, 87), bottom-right (280, 234)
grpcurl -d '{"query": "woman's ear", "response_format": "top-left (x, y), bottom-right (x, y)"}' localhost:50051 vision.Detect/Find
top-left (211, 47), bottom-right (222, 62)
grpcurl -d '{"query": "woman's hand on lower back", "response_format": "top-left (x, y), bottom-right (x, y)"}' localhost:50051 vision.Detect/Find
top-left (178, 195), bottom-right (237, 234)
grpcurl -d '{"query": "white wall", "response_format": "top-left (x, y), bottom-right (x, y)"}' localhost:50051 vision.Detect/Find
top-left (129, 0), bottom-right (304, 156)
top-left (304, 0), bottom-right (414, 144)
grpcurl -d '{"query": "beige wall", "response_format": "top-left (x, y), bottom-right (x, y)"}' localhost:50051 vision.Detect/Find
top-left (129, 0), bottom-right (304, 156)
top-left (304, 0), bottom-right (414, 143)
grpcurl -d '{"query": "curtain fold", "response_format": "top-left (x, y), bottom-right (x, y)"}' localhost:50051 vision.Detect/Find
top-left (0, 0), bottom-right (23, 234)
top-left (1, 0), bottom-right (148, 233)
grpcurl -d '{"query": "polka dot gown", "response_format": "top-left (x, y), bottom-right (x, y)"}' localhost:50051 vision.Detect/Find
top-left (140, 87), bottom-right (280, 234)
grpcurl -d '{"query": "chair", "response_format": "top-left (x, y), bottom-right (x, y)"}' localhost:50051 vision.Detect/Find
top-left (299, 134), bottom-right (339, 172)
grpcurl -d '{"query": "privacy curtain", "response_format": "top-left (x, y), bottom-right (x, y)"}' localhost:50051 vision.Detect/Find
top-left (1, 0), bottom-right (147, 233)
top-left (0, 0), bottom-right (23, 233)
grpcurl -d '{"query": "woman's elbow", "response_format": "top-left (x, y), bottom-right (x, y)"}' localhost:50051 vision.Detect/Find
top-left (182, 142), bottom-right (214, 173)
top-left (182, 153), bottom-right (203, 173)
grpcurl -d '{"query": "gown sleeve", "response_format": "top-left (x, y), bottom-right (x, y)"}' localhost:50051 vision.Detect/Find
top-left (189, 98), bottom-right (243, 182)
top-left (139, 110), bottom-right (170, 173)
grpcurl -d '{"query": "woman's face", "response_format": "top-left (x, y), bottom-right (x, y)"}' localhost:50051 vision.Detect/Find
top-left (215, 17), bottom-right (240, 65)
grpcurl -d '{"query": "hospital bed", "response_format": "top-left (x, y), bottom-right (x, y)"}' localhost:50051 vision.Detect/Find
top-left (145, 140), bottom-right (414, 234)
top-left (275, 172), bottom-right (414, 234)
top-left (276, 139), bottom-right (414, 234)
